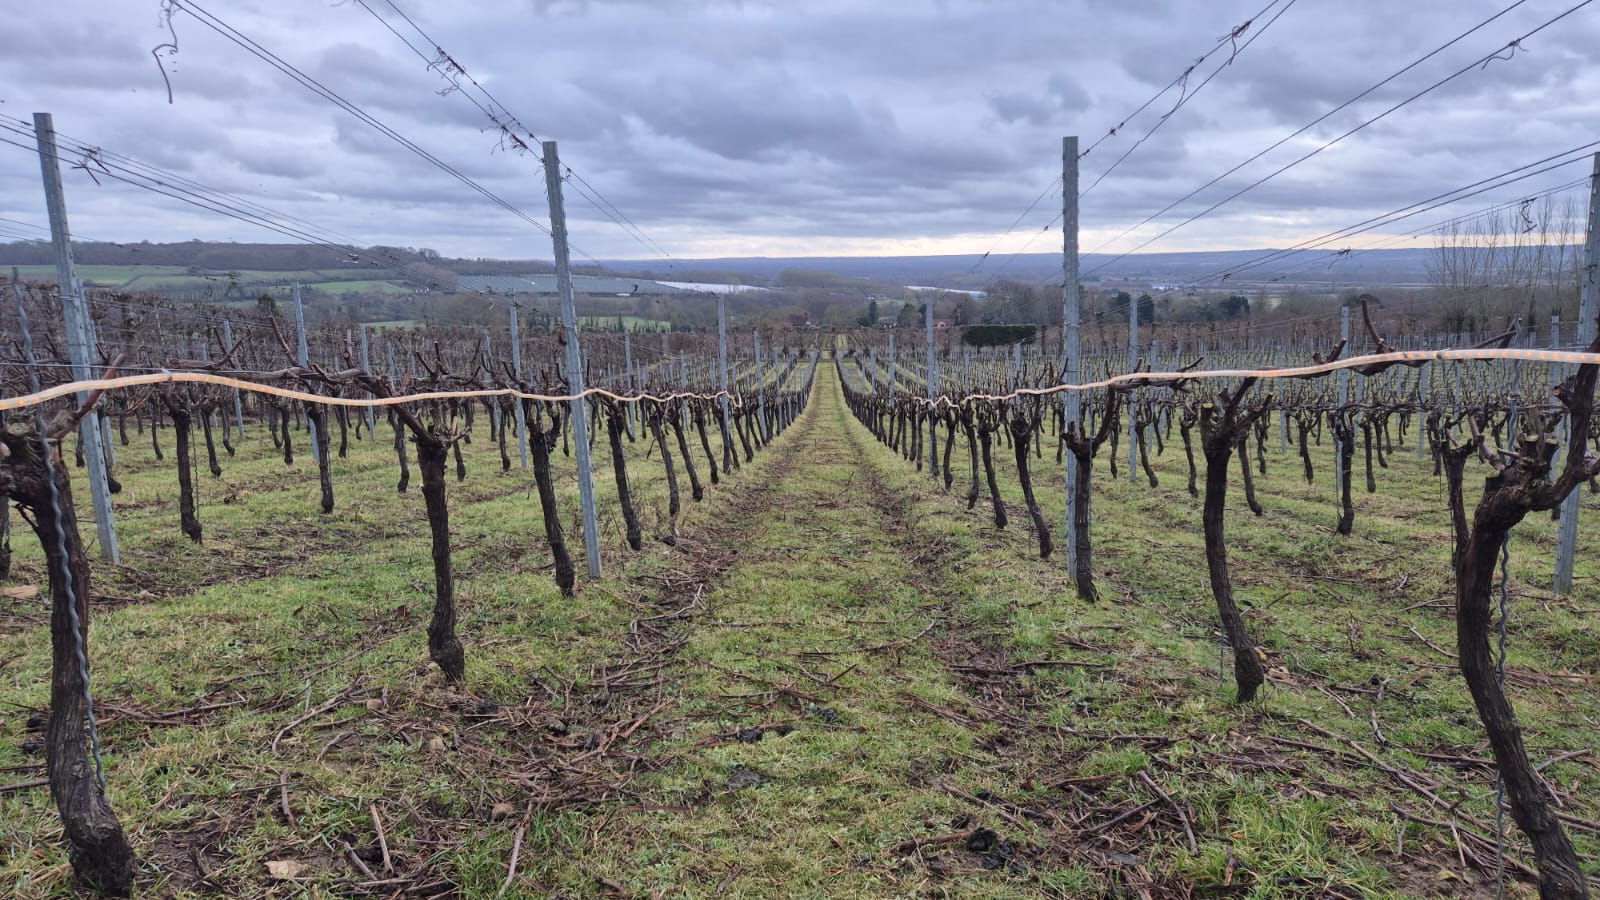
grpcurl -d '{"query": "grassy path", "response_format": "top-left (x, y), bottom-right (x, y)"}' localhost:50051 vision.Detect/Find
top-left (551, 360), bottom-right (1072, 897)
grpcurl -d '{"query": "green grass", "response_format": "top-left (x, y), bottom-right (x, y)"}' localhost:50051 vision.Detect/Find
top-left (1, 361), bottom-right (1596, 897)
top-left (4, 265), bottom-right (191, 286)
top-left (579, 315), bottom-right (671, 332)
top-left (2, 265), bottom-right (409, 296)
top-left (307, 280), bottom-right (413, 295)
top-left (0, 396), bottom-right (750, 897)
top-left (836, 386), bottom-right (1600, 897)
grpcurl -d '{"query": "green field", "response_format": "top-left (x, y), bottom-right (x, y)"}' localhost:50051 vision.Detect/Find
top-left (308, 280), bottom-right (413, 296)
top-left (3, 264), bottom-right (409, 297)
top-left (1, 363), bottom-right (1597, 897)
top-left (579, 315), bottom-right (671, 332)
top-left (5, 264), bottom-right (192, 285)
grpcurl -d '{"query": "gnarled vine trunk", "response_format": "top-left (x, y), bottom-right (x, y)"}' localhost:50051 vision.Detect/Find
top-left (0, 426), bottom-right (135, 895)
top-left (977, 417), bottom-right (1007, 528)
top-left (693, 402), bottom-right (720, 486)
top-left (1200, 393), bottom-right (1268, 704)
top-left (1444, 362), bottom-right (1600, 897)
top-left (649, 408), bottom-right (680, 540)
top-left (527, 402), bottom-right (576, 598)
top-left (163, 396), bottom-right (202, 543)
top-left (1457, 483), bottom-right (1588, 899)
top-left (1009, 410), bottom-right (1052, 559)
top-left (605, 402), bottom-right (643, 551)
top-left (414, 435), bottom-right (464, 682)
top-left (199, 406), bottom-right (222, 477)
top-left (390, 409), bottom-right (411, 494)
top-left (669, 409), bottom-right (704, 501)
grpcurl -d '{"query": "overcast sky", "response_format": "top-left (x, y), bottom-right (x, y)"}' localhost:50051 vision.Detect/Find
top-left (1, 0), bottom-right (1596, 266)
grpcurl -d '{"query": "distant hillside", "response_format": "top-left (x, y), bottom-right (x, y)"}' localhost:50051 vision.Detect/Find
top-left (614, 247), bottom-right (1454, 291)
top-left (0, 240), bottom-right (554, 285)
top-left (9, 240), bottom-right (1565, 297)
top-left (1, 240), bottom-right (388, 272)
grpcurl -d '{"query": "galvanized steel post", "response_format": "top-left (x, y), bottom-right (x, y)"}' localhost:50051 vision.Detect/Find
top-left (509, 303), bottom-right (529, 468)
top-left (754, 330), bottom-right (768, 442)
top-left (717, 295), bottom-right (731, 461)
top-left (1335, 305), bottom-right (1350, 508)
top-left (224, 319), bottom-right (245, 441)
top-left (359, 325), bottom-right (376, 438)
top-left (1062, 136), bottom-right (1082, 577)
top-left (1127, 284), bottom-right (1138, 483)
top-left (543, 141), bottom-right (603, 579)
top-left (33, 113), bottom-right (119, 562)
top-left (925, 299), bottom-right (937, 474)
top-left (1556, 153), bottom-right (1600, 594)
top-left (292, 283), bottom-right (318, 455)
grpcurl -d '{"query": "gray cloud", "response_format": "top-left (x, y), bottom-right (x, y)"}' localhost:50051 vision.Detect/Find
top-left (1, 0), bottom-right (1596, 263)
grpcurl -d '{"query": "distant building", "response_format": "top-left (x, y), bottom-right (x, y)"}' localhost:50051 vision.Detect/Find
top-left (786, 313), bottom-right (810, 328)
top-left (933, 318), bottom-right (955, 328)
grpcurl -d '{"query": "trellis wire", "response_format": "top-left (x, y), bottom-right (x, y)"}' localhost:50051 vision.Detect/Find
top-left (6, 346), bottom-right (1600, 415)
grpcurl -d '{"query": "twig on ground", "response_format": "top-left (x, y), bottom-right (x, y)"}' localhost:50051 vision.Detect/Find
top-left (1536, 749), bottom-right (1591, 772)
top-left (270, 680), bottom-right (367, 754)
top-left (495, 823), bottom-right (526, 897)
top-left (1404, 624), bottom-right (1454, 659)
top-left (938, 781), bottom-right (1036, 830)
top-left (369, 803), bottom-right (393, 872)
top-left (1137, 770), bottom-right (1197, 853)
top-left (1085, 800), bottom-right (1159, 835)
top-left (1316, 685), bottom-right (1356, 718)
top-left (341, 840), bottom-right (375, 879)
top-left (278, 771), bottom-right (295, 828)
top-left (572, 699), bottom-right (672, 762)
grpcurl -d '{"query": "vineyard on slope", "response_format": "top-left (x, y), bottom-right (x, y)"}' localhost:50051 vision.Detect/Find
top-left (3, 282), bottom-right (1600, 896)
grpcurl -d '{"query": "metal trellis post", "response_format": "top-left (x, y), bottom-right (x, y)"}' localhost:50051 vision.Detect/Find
top-left (359, 325), bottom-right (376, 439)
top-left (510, 303), bottom-right (528, 468)
top-left (544, 140), bottom-right (602, 579)
top-left (1555, 152), bottom-right (1600, 594)
top-left (293, 283), bottom-right (319, 458)
top-left (888, 333), bottom-right (896, 393)
top-left (623, 331), bottom-right (636, 440)
top-left (1277, 343), bottom-right (1288, 454)
top-left (925, 299), bottom-right (937, 474)
top-left (1127, 283), bottom-right (1138, 483)
top-left (224, 319), bottom-right (245, 441)
top-left (717, 294), bottom-right (731, 459)
top-left (754, 330), bottom-right (768, 443)
top-left (32, 112), bottom-right (119, 563)
top-left (482, 327), bottom-right (502, 449)
top-left (1334, 305), bottom-right (1350, 508)
top-left (1062, 135), bottom-right (1082, 578)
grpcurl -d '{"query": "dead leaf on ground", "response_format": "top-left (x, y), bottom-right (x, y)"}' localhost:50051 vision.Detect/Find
top-left (265, 859), bottom-right (307, 880)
